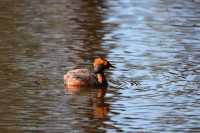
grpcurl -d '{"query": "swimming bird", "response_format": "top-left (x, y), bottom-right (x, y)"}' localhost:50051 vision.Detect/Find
top-left (64, 57), bottom-right (115, 90)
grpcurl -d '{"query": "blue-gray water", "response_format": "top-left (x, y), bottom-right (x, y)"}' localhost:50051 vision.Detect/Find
top-left (0, 0), bottom-right (200, 132)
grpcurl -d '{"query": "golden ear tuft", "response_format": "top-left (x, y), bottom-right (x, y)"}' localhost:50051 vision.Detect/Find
top-left (93, 57), bottom-right (105, 65)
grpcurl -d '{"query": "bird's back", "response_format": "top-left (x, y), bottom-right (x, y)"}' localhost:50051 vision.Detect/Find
top-left (64, 69), bottom-right (97, 88)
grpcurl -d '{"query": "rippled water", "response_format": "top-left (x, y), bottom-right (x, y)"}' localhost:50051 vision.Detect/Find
top-left (0, 0), bottom-right (200, 132)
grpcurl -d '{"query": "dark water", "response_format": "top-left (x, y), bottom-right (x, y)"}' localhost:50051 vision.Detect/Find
top-left (0, 0), bottom-right (200, 132)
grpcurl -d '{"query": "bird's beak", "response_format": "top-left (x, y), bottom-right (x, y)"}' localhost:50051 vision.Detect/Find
top-left (108, 62), bottom-right (116, 68)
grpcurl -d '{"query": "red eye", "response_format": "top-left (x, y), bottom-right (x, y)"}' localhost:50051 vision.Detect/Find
top-left (105, 63), bottom-right (110, 69)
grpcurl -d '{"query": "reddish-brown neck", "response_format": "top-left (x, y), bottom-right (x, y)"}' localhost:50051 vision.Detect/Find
top-left (95, 72), bottom-right (108, 87)
top-left (96, 73), bottom-right (106, 84)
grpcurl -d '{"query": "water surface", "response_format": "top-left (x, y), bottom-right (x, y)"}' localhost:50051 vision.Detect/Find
top-left (0, 0), bottom-right (200, 132)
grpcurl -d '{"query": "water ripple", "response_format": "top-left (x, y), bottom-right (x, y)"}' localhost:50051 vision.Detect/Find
top-left (0, 0), bottom-right (200, 133)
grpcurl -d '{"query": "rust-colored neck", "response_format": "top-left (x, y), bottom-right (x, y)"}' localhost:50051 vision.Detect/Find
top-left (96, 73), bottom-right (105, 84)
top-left (95, 73), bottom-right (108, 98)
top-left (96, 73), bottom-right (108, 86)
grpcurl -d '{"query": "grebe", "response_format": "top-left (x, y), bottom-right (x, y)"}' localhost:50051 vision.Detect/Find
top-left (64, 57), bottom-right (115, 89)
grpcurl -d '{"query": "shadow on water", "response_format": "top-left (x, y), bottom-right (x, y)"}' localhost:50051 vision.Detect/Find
top-left (1, 0), bottom-right (200, 133)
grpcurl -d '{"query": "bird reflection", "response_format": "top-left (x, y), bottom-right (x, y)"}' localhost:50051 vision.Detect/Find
top-left (65, 85), bottom-right (109, 119)
top-left (92, 87), bottom-right (109, 119)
